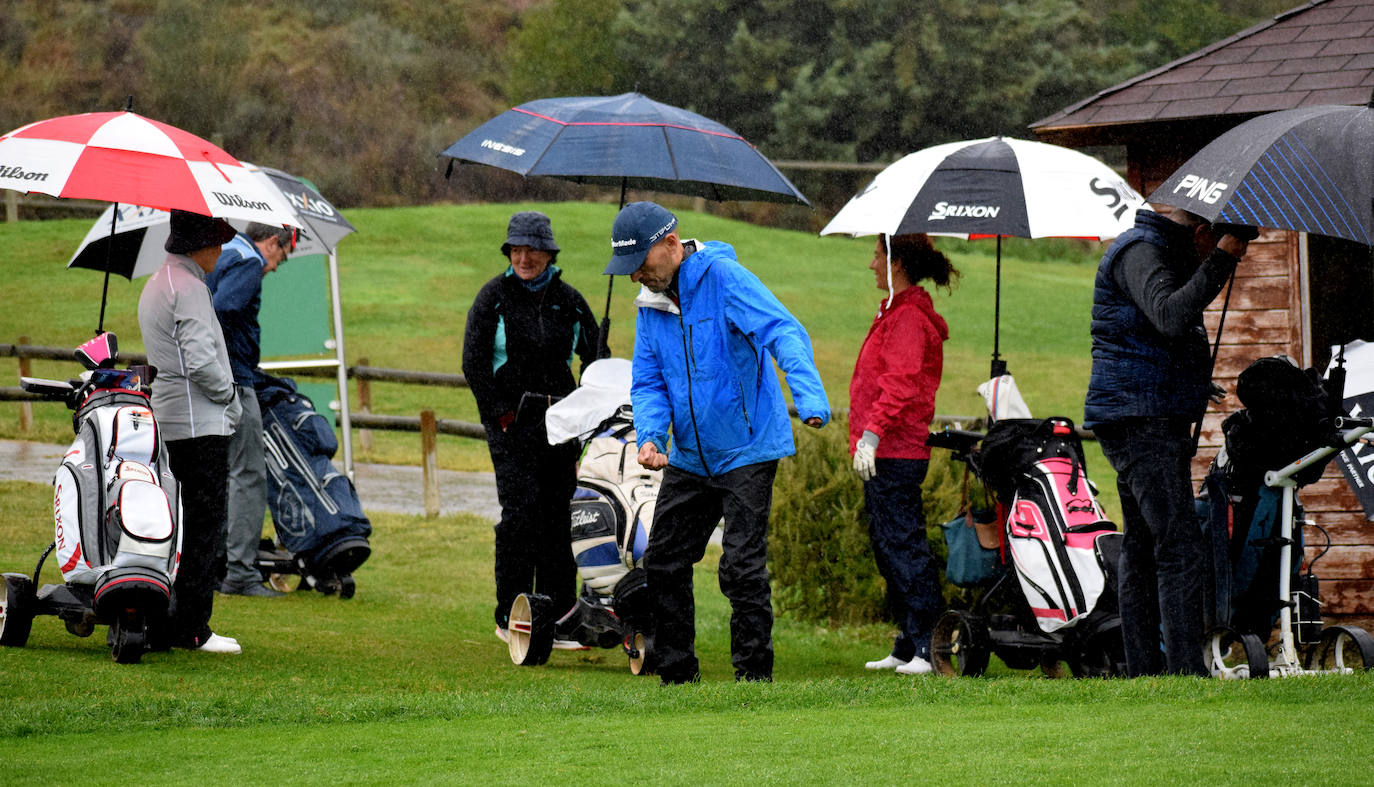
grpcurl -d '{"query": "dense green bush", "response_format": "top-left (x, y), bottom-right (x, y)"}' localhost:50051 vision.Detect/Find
top-left (770, 416), bottom-right (984, 626)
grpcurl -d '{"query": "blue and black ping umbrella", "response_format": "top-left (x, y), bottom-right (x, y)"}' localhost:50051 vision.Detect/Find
top-left (1150, 100), bottom-right (1374, 246)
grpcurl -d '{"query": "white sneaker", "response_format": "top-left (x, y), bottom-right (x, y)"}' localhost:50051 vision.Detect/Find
top-left (865, 654), bottom-right (909, 670)
top-left (195, 633), bottom-right (242, 654)
top-left (895, 656), bottom-right (933, 675)
top-left (495, 627), bottom-right (509, 643)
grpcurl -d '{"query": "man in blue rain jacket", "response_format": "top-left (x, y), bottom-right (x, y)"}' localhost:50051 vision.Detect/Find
top-left (603, 201), bottom-right (830, 684)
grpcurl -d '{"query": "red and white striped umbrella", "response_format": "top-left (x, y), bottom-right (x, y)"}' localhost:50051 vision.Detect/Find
top-left (0, 111), bottom-right (297, 226)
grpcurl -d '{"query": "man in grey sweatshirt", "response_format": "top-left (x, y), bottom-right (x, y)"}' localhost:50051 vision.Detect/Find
top-left (138, 209), bottom-right (244, 654)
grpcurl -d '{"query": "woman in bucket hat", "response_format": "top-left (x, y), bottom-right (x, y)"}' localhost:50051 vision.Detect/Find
top-left (462, 211), bottom-right (599, 646)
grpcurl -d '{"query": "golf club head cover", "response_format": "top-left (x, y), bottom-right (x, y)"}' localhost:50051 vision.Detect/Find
top-left (75, 332), bottom-right (118, 370)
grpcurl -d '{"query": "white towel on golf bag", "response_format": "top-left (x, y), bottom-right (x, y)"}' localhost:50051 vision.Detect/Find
top-left (979, 374), bottom-right (1032, 422)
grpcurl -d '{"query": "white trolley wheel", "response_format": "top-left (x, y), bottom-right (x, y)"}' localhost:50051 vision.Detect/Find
top-left (1305, 625), bottom-right (1374, 674)
top-left (508, 593), bottom-right (554, 666)
top-left (627, 632), bottom-right (652, 675)
top-left (1204, 627), bottom-right (1269, 679)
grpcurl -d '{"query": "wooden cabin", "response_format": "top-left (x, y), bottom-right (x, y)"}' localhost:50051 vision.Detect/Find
top-left (1031, 0), bottom-right (1374, 628)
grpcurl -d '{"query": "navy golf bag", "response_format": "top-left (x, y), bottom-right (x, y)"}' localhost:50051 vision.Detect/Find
top-left (5, 332), bottom-right (180, 663)
top-left (253, 373), bottom-right (371, 598)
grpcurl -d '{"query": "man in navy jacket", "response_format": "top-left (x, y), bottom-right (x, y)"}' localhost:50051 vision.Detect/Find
top-left (207, 222), bottom-right (294, 597)
top-left (604, 202), bottom-right (829, 684)
top-left (1085, 207), bottom-right (1251, 676)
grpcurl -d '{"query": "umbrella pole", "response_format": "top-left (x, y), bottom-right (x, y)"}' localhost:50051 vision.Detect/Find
top-left (96, 202), bottom-right (120, 335)
top-left (597, 180), bottom-right (631, 360)
top-left (990, 236), bottom-right (1006, 379)
top-left (1191, 267), bottom-right (1238, 452)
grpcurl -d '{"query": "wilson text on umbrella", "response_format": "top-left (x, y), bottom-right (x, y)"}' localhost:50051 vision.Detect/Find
top-left (0, 164), bottom-right (50, 182)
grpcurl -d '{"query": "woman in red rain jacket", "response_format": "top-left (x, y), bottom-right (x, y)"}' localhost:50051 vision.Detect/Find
top-left (849, 233), bottom-right (959, 675)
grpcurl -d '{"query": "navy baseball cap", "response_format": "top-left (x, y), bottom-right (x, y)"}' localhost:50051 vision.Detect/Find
top-left (603, 201), bottom-right (678, 275)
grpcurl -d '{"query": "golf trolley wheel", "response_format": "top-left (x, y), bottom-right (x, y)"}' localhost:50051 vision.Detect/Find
top-left (0, 573), bottom-right (35, 648)
top-left (507, 593), bottom-right (555, 667)
top-left (1304, 626), bottom-right (1374, 674)
top-left (626, 632), bottom-right (653, 676)
top-left (1067, 621), bottom-right (1127, 679)
top-left (930, 610), bottom-right (991, 677)
top-left (267, 573), bottom-right (297, 594)
top-left (1039, 654), bottom-right (1068, 679)
top-left (1203, 627), bottom-right (1269, 679)
top-left (109, 611), bottom-right (147, 665)
top-left (337, 574), bottom-right (356, 600)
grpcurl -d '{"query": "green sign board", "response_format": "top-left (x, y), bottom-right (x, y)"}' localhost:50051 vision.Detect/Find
top-left (259, 252), bottom-right (338, 412)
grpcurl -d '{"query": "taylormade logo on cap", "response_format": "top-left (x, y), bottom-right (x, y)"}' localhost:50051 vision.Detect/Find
top-left (604, 202), bottom-right (678, 275)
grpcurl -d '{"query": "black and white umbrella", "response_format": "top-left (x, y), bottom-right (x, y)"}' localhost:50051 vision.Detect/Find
top-left (1149, 101), bottom-right (1374, 246)
top-left (823, 136), bottom-right (1143, 375)
top-left (68, 163), bottom-right (355, 279)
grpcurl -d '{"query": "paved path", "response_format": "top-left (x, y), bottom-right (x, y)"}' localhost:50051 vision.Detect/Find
top-left (0, 439), bottom-right (501, 521)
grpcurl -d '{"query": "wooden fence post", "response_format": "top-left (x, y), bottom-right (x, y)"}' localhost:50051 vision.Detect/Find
top-left (17, 335), bottom-right (32, 433)
top-left (4, 191), bottom-right (17, 223)
top-left (356, 356), bottom-right (372, 454)
top-left (421, 409), bottom-right (438, 518)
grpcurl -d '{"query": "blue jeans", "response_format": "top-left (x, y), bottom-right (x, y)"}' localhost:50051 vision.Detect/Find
top-left (1097, 419), bottom-right (1208, 676)
top-left (863, 458), bottom-right (943, 662)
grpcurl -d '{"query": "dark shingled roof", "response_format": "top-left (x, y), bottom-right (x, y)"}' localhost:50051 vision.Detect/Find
top-left (1032, 0), bottom-right (1374, 141)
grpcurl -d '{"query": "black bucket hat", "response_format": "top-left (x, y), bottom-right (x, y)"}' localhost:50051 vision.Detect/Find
top-left (500, 211), bottom-right (560, 257)
top-left (165, 209), bottom-right (236, 255)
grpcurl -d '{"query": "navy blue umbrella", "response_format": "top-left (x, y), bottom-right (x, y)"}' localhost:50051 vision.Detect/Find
top-left (442, 92), bottom-right (808, 357)
top-left (440, 92), bottom-right (808, 206)
top-left (1150, 100), bottom-right (1374, 245)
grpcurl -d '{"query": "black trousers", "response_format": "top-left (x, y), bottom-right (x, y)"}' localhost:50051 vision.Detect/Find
top-left (164, 435), bottom-right (229, 648)
top-left (646, 460), bottom-right (778, 681)
top-left (1097, 419), bottom-right (1209, 677)
top-left (486, 418), bottom-right (579, 629)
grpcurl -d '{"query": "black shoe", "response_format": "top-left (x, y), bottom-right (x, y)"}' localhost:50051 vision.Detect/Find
top-left (659, 670), bottom-right (701, 686)
top-left (219, 580), bottom-right (286, 598)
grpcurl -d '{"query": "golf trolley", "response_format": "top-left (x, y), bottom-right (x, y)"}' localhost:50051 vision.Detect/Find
top-left (926, 418), bottom-right (1127, 678)
top-left (2, 333), bottom-right (181, 663)
top-left (505, 359), bottom-right (658, 674)
top-left (1198, 355), bottom-right (1374, 678)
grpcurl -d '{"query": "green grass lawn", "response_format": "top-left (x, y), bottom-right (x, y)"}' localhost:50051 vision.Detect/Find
top-left (2, 479), bottom-right (1371, 783)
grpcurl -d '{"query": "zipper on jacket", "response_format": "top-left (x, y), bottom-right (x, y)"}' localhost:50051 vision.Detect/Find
top-left (679, 314), bottom-right (712, 478)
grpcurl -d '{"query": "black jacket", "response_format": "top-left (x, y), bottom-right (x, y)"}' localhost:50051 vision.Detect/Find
top-left (462, 267), bottom-right (598, 426)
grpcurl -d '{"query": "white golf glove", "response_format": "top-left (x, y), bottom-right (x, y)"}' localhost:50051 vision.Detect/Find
top-left (853, 430), bottom-right (879, 481)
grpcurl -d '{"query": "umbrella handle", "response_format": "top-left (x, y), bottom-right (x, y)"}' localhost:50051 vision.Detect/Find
top-left (1192, 267), bottom-right (1237, 452)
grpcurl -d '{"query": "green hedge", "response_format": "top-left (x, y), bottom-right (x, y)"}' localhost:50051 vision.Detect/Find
top-left (769, 416), bottom-right (985, 626)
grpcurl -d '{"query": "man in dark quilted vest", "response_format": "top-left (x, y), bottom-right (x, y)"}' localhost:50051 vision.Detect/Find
top-left (1084, 206), bottom-right (1252, 677)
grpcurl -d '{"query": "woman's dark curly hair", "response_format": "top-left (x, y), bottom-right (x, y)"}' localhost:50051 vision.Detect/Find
top-left (879, 233), bottom-right (959, 293)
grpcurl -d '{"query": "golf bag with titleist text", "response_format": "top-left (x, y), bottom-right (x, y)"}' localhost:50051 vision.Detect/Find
top-left (253, 373), bottom-right (371, 599)
top-left (506, 358), bottom-right (661, 673)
